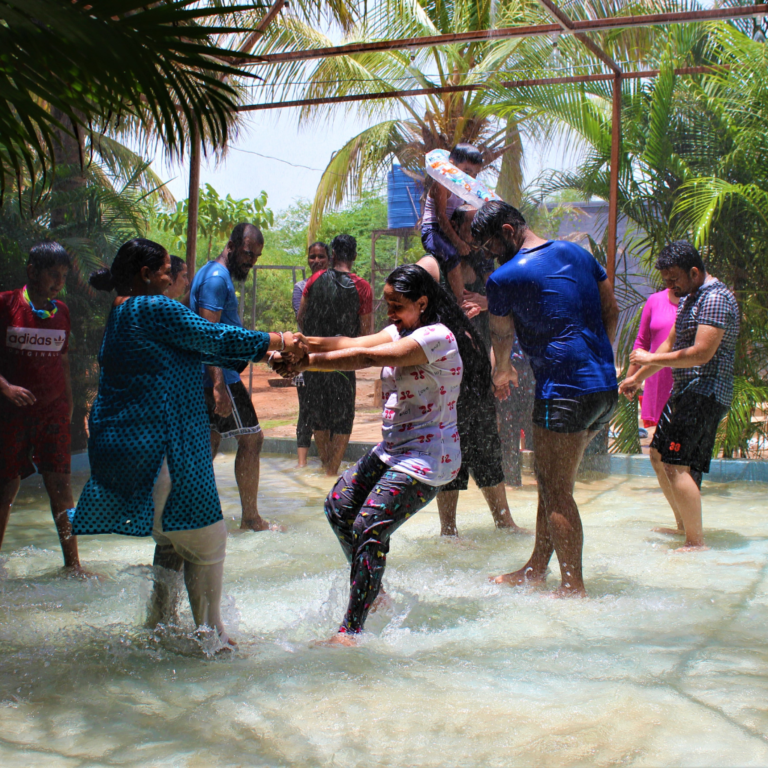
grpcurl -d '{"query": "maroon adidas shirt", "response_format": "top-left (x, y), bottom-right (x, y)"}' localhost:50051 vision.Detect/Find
top-left (0, 288), bottom-right (70, 408)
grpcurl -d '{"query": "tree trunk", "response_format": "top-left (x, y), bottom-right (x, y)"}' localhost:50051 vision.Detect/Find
top-left (496, 120), bottom-right (524, 208)
top-left (49, 108), bottom-right (86, 228)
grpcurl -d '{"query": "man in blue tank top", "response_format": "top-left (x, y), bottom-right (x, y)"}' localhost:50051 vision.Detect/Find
top-left (190, 222), bottom-right (278, 533)
top-left (472, 201), bottom-right (619, 597)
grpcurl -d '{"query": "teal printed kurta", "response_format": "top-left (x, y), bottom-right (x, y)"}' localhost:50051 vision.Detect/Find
top-left (72, 295), bottom-right (270, 537)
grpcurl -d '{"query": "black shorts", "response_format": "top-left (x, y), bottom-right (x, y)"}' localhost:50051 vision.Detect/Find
top-left (204, 380), bottom-right (261, 438)
top-left (532, 389), bottom-right (618, 434)
top-left (650, 390), bottom-right (727, 473)
top-left (303, 370), bottom-right (356, 435)
top-left (442, 397), bottom-right (505, 492)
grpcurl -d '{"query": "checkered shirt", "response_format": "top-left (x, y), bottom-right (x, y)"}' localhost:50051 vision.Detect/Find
top-left (672, 278), bottom-right (740, 407)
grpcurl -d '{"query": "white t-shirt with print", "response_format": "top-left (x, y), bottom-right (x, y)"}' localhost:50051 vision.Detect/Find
top-left (373, 323), bottom-right (463, 486)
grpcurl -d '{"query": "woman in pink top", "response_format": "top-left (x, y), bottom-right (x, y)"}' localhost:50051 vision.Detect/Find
top-left (629, 288), bottom-right (679, 426)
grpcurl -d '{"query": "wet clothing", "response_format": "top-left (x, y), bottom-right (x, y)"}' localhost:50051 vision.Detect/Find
top-left (152, 459), bottom-right (227, 566)
top-left (72, 296), bottom-right (270, 537)
top-left (633, 290), bottom-right (677, 425)
top-left (0, 288), bottom-right (70, 408)
top-left (463, 264), bottom-right (491, 349)
top-left (325, 448), bottom-right (439, 634)
top-left (302, 370), bottom-right (356, 435)
top-left (496, 342), bottom-right (535, 486)
top-left (0, 393), bottom-right (71, 479)
top-left (532, 389), bottom-right (618, 434)
top-left (422, 187), bottom-right (463, 227)
top-left (204, 380), bottom-right (261, 438)
top-left (486, 240), bottom-right (617, 400)
top-left (295, 375), bottom-right (313, 449)
top-left (0, 288), bottom-right (72, 479)
top-left (292, 279), bottom-right (307, 317)
top-left (374, 323), bottom-right (462, 487)
top-left (190, 260), bottom-right (244, 387)
top-left (650, 391), bottom-right (727, 474)
top-left (302, 269), bottom-right (372, 338)
top-left (441, 394), bottom-right (504, 491)
top-left (421, 224), bottom-right (461, 273)
top-left (671, 278), bottom-right (739, 408)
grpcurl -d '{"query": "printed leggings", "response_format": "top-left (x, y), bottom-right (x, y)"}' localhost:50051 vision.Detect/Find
top-left (325, 447), bottom-right (439, 633)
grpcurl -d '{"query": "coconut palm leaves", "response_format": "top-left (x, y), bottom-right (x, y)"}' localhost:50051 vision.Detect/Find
top-left (0, 0), bottom-right (271, 191)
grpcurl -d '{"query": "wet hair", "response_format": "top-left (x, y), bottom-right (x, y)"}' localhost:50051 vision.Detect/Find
top-left (27, 241), bottom-right (71, 272)
top-left (471, 201), bottom-right (527, 243)
top-left (308, 241), bottom-right (330, 259)
top-left (331, 234), bottom-right (357, 265)
top-left (385, 263), bottom-right (492, 399)
top-left (170, 255), bottom-right (186, 279)
top-left (450, 204), bottom-right (476, 231)
top-left (228, 222), bottom-right (263, 251)
top-left (449, 143), bottom-right (483, 167)
top-left (89, 238), bottom-right (168, 292)
top-left (656, 240), bottom-right (706, 273)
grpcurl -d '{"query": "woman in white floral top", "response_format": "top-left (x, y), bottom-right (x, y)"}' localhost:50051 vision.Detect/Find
top-left (279, 264), bottom-right (489, 645)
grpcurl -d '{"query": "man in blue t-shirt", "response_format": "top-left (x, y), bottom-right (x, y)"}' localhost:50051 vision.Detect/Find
top-left (472, 201), bottom-right (619, 597)
top-left (190, 222), bottom-right (277, 532)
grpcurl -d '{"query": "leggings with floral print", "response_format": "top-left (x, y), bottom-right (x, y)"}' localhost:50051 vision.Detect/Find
top-left (325, 447), bottom-right (439, 633)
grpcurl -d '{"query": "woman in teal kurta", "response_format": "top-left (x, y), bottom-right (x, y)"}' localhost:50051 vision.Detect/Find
top-left (72, 238), bottom-right (301, 643)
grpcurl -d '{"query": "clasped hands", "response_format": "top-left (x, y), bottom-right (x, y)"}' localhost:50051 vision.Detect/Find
top-left (270, 332), bottom-right (310, 377)
top-left (618, 348), bottom-right (654, 400)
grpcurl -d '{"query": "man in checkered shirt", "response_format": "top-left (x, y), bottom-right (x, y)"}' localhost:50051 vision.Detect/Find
top-left (620, 241), bottom-right (739, 551)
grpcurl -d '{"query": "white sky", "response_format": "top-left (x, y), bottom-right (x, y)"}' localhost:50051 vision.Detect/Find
top-left (152, 110), bottom-right (567, 214)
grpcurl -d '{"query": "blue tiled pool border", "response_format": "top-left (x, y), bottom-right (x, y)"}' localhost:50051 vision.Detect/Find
top-left (66, 439), bottom-right (768, 485)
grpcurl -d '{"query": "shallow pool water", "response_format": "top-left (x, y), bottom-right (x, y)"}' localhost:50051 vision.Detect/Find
top-left (2, 455), bottom-right (768, 767)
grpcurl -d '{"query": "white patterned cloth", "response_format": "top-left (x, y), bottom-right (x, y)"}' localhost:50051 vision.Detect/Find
top-left (373, 323), bottom-right (463, 486)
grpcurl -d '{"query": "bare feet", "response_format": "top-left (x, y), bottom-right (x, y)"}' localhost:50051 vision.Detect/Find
top-left (673, 543), bottom-right (709, 553)
top-left (440, 526), bottom-right (458, 537)
top-left (550, 585), bottom-right (587, 598)
top-left (240, 518), bottom-right (286, 532)
top-left (368, 590), bottom-right (393, 614)
top-left (491, 566), bottom-right (547, 586)
top-left (496, 520), bottom-right (531, 534)
top-left (653, 526), bottom-right (685, 535)
top-left (61, 564), bottom-right (101, 580)
top-left (314, 633), bottom-right (358, 647)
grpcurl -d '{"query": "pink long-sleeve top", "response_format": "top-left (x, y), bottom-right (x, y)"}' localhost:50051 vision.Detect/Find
top-left (632, 289), bottom-right (678, 425)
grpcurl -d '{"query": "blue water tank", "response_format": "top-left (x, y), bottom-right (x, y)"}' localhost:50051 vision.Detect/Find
top-left (387, 165), bottom-right (424, 229)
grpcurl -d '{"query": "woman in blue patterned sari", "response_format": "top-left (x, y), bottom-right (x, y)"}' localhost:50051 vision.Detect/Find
top-left (71, 238), bottom-right (302, 645)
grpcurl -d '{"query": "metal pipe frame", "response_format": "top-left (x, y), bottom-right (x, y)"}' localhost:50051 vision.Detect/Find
top-left (236, 65), bottom-right (719, 112)
top-left (247, 5), bottom-right (767, 65)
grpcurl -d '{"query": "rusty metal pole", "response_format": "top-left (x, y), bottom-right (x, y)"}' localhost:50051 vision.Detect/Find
top-left (606, 74), bottom-right (622, 287)
top-left (186, 124), bottom-right (201, 282)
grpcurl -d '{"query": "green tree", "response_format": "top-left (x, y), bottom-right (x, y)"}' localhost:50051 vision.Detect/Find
top-left (156, 184), bottom-right (275, 262)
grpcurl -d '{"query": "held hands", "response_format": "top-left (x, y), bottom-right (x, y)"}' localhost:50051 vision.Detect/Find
top-left (269, 352), bottom-right (309, 378)
top-left (462, 301), bottom-right (482, 320)
top-left (282, 331), bottom-right (307, 362)
top-left (618, 375), bottom-right (640, 401)
top-left (462, 290), bottom-right (488, 312)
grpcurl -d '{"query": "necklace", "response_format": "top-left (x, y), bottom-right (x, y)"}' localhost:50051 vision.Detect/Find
top-left (23, 285), bottom-right (58, 320)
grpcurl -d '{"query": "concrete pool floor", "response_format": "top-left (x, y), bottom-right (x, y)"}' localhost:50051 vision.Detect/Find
top-left (1, 455), bottom-right (768, 766)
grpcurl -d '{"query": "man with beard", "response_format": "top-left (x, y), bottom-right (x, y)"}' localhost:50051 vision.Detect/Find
top-left (190, 222), bottom-right (278, 532)
top-left (472, 201), bottom-right (619, 596)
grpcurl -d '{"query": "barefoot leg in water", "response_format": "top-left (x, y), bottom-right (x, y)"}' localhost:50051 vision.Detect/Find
top-left (437, 489), bottom-right (459, 536)
top-left (493, 427), bottom-right (594, 596)
top-left (480, 482), bottom-right (527, 532)
top-left (650, 448), bottom-right (686, 534)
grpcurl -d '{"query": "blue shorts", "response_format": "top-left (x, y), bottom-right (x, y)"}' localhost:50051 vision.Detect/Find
top-left (421, 224), bottom-right (461, 272)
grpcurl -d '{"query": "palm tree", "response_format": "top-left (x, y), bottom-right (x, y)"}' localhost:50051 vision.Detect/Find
top-left (493, 17), bottom-right (768, 457)
top-left (246, 0), bottom-right (543, 238)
